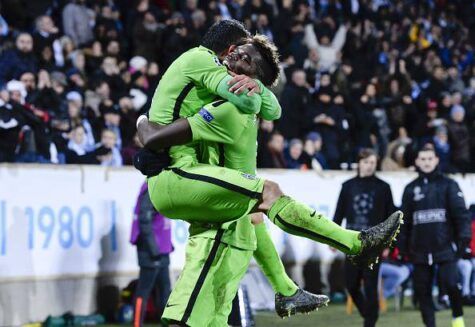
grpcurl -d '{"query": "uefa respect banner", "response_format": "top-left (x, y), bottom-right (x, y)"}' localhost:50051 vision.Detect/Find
top-left (0, 165), bottom-right (474, 280)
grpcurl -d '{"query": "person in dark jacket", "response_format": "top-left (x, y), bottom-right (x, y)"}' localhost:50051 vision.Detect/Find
top-left (0, 33), bottom-right (38, 87)
top-left (447, 105), bottom-right (470, 173)
top-left (277, 69), bottom-right (310, 140)
top-left (130, 182), bottom-right (173, 327)
top-left (399, 143), bottom-right (471, 327)
top-left (334, 148), bottom-right (395, 327)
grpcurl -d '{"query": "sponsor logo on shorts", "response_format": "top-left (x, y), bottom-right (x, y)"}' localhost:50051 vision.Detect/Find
top-left (241, 173), bottom-right (257, 180)
top-left (199, 108), bottom-right (214, 123)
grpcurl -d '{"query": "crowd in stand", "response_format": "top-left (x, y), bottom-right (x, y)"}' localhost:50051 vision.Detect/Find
top-left (0, 0), bottom-right (474, 172)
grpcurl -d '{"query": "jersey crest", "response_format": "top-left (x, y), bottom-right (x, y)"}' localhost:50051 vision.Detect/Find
top-left (213, 56), bottom-right (223, 66)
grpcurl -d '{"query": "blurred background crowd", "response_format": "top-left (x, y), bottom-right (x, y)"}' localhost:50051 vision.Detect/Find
top-left (0, 0), bottom-right (474, 173)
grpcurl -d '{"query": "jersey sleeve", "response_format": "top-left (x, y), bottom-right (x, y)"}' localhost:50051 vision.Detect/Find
top-left (182, 50), bottom-right (229, 92)
top-left (182, 50), bottom-right (262, 114)
top-left (187, 101), bottom-right (248, 144)
top-left (256, 80), bottom-right (281, 120)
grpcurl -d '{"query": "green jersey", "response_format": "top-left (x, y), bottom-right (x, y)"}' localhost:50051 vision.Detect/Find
top-left (147, 46), bottom-right (280, 250)
top-left (187, 101), bottom-right (259, 250)
top-left (149, 46), bottom-right (263, 167)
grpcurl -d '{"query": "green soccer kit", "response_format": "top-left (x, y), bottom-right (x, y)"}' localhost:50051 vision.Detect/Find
top-left (147, 45), bottom-right (280, 251)
top-left (145, 46), bottom-right (296, 326)
top-left (149, 100), bottom-right (362, 254)
top-left (158, 100), bottom-right (362, 326)
top-left (162, 101), bottom-right (296, 327)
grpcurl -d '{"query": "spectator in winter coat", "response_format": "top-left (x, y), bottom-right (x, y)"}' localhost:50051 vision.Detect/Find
top-left (300, 132), bottom-right (328, 171)
top-left (32, 15), bottom-right (59, 57)
top-left (278, 69), bottom-right (310, 140)
top-left (0, 33), bottom-right (38, 87)
top-left (447, 105), bottom-right (470, 173)
top-left (62, 0), bottom-right (94, 47)
top-left (260, 132), bottom-right (286, 169)
top-left (285, 138), bottom-right (304, 169)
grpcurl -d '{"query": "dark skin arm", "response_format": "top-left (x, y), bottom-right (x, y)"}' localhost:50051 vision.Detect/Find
top-left (137, 117), bottom-right (192, 152)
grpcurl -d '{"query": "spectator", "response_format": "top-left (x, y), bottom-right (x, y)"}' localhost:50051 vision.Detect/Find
top-left (257, 119), bottom-right (274, 168)
top-left (334, 148), bottom-right (395, 327)
top-left (278, 69), bottom-right (310, 140)
top-left (260, 131), bottom-right (286, 169)
top-left (62, 0), bottom-right (94, 47)
top-left (66, 91), bottom-right (95, 150)
top-left (34, 70), bottom-right (68, 119)
top-left (304, 19), bottom-right (347, 72)
top-left (303, 132), bottom-right (328, 171)
top-left (381, 128), bottom-right (412, 171)
top-left (0, 33), bottom-right (37, 87)
top-left (0, 7), bottom-right (8, 37)
top-left (96, 128), bottom-right (122, 167)
top-left (20, 72), bottom-right (38, 103)
top-left (122, 132), bottom-right (142, 166)
top-left (130, 182), bottom-right (172, 326)
top-left (399, 144), bottom-right (471, 327)
top-left (101, 104), bottom-right (122, 150)
top-left (65, 125), bottom-right (100, 164)
top-left (132, 11), bottom-right (164, 63)
top-left (447, 105), bottom-right (470, 173)
top-left (307, 76), bottom-right (344, 169)
top-left (379, 248), bottom-right (411, 300)
top-left (433, 126), bottom-right (451, 173)
top-left (285, 138), bottom-right (304, 169)
top-left (0, 0), bottom-right (474, 171)
top-left (0, 92), bottom-right (20, 162)
top-left (32, 15), bottom-right (59, 56)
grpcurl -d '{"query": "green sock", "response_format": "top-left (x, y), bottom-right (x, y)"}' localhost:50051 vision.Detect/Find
top-left (267, 196), bottom-right (362, 255)
top-left (253, 222), bottom-right (298, 297)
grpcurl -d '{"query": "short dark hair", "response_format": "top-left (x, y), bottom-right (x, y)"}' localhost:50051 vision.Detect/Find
top-left (418, 143), bottom-right (437, 156)
top-left (246, 34), bottom-right (280, 86)
top-left (357, 148), bottom-right (378, 162)
top-left (201, 19), bottom-right (250, 54)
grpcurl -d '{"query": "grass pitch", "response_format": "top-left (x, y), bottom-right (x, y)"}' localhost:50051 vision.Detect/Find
top-left (105, 301), bottom-right (475, 326)
top-left (254, 301), bottom-right (475, 326)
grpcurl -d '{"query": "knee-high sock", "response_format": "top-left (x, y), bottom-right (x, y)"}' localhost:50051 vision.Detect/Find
top-left (267, 196), bottom-right (361, 255)
top-left (253, 222), bottom-right (298, 296)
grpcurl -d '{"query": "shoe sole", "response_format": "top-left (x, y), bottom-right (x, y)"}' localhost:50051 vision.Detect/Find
top-left (277, 296), bottom-right (330, 318)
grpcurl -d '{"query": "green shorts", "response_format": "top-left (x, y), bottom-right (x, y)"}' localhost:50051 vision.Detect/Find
top-left (148, 164), bottom-right (265, 224)
top-left (162, 231), bottom-right (253, 327)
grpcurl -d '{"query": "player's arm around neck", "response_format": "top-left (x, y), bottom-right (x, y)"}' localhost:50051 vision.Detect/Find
top-left (255, 79), bottom-right (281, 121)
top-left (216, 75), bottom-right (262, 114)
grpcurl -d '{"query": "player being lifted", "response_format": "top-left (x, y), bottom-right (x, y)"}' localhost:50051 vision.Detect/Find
top-left (136, 30), bottom-right (403, 270)
top-left (134, 20), bottom-right (329, 325)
